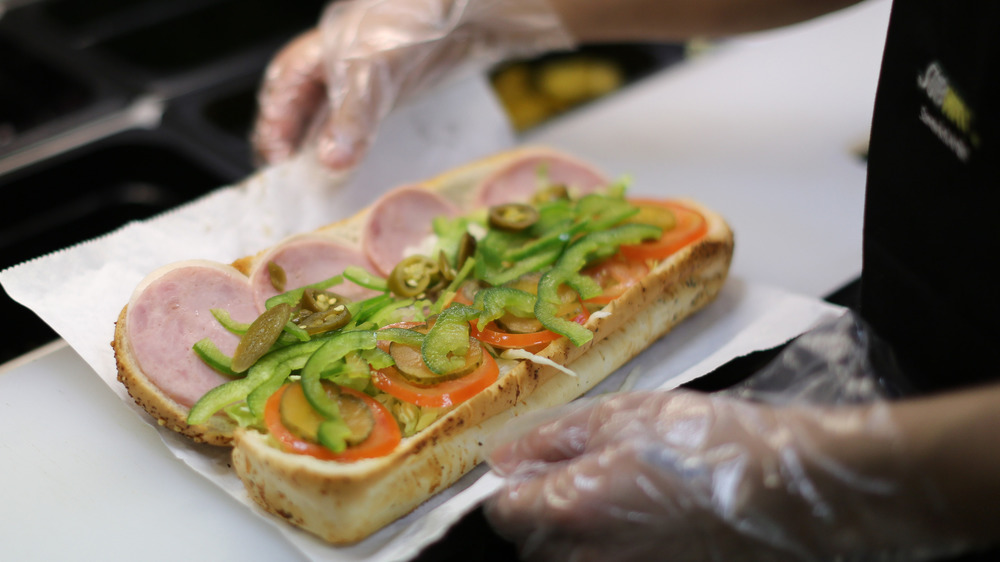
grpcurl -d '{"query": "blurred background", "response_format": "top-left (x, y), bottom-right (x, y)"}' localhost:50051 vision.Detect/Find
top-left (0, 0), bottom-right (687, 363)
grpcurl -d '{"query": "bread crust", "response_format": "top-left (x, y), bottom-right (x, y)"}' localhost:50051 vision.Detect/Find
top-left (111, 146), bottom-right (734, 543)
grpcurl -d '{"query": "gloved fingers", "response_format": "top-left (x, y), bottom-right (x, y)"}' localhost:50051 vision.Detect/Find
top-left (487, 391), bottom-right (707, 477)
top-left (487, 443), bottom-right (638, 540)
top-left (312, 0), bottom-right (484, 171)
top-left (489, 436), bottom-right (711, 537)
top-left (487, 398), bottom-right (604, 476)
top-left (252, 29), bottom-right (328, 165)
top-left (312, 73), bottom-right (377, 171)
top-left (253, 0), bottom-right (576, 172)
top-left (486, 440), bottom-right (746, 561)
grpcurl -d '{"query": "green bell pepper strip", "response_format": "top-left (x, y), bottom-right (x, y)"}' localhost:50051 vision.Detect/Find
top-left (192, 338), bottom-right (238, 377)
top-left (187, 337), bottom-right (331, 424)
top-left (222, 402), bottom-right (256, 428)
top-left (575, 193), bottom-right (641, 233)
top-left (421, 304), bottom-right (481, 375)
top-left (320, 351), bottom-right (374, 393)
top-left (564, 272), bottom-right (603, 301)
top-left (535, 224), bottom-right (662, 346)
top-left (505, 220), bottom-right (586, 262)
top-left (476, 228), bottom-right (522, 265)
top-left (361, 298), bottom-right (414, 329)
top-left (472, 287), bottom-right (537, 331)
top-left (361, 346), bottom-right (395, 370)
top-left (300, 330), bottom-right (378, 453)
top-left (530, 199), bottom-right (576, 235)
top-left (282, 321), bottom-right (311, 342)
top-left (301, 331), bottom-right (378, 417)
top-left (376, 327), bottom-right (426, 347)
top-left (317, 420), bottom-right (354, 454)
top-left (241, 336), bottom-right (333, 418)
top-left (264, 274), bottom-right (344, 309)
top-left (345, 293), bottom-right (394, 328)
top-left (210, 308), bottom-right (250, 335)
top-left (343, 266), bottom-right (389, 292)
top-left (534, 272), bottom-right (592, 347)
top-left (476, 244), bottom-right (562, 287)
top-left (245, 363), bottom-right (293, 418)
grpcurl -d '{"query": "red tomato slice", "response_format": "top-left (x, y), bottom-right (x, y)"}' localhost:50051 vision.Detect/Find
top-left (372, 341), bottom-right (499, 408)
top-left (620, 199), bottom-right (708, 262)
top-left (468, 322), bottom-right (559, 353)
top-left (454, 285), bottom-right (591, 352)
top-left (264, 384), bottom-right (401, 462)
top-left (582, 254), bottom-right (650, 305)
top-left (469, 308), bottom-right (590, 353)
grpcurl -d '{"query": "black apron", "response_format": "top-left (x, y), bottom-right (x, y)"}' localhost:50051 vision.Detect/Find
top-left (862, 0), bottom-right (1000, 395)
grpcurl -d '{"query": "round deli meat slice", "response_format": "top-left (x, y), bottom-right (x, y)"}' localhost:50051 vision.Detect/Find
top-left (474, 152), bottom-right (610, 208)
top-left (361, 185), bottom-right (461, 276)
top-left (126, 260), bottom-right (258, 408)
top-left (249, 234), bottom-right (379, 311)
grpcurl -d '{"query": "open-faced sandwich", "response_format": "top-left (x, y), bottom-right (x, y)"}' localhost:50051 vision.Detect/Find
top-left (112, 146), bottom-right (734, 543)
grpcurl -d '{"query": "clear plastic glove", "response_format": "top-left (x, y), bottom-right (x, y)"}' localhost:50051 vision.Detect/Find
top-left (485, 313), bottom-right (972, 561)
top-left (252, 0), bottom-right (574, 171)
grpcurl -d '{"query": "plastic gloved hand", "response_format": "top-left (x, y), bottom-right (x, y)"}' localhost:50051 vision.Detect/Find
top-left (484, 314), bottom-right (976, 561)
top-left (486, 390), bottom-right (979, 561)
top-left (252, 0), bottom-right (574, 171)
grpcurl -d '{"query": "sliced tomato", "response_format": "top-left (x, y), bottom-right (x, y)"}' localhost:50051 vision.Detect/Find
top-left (469, 307), bottom-right (589, 353)
top-left (454, 278), bottom-right (591, 352)
top-left (264, 384), bottom-right (401, 462)
top-left (620, 199), bottom-right (708, 262)
top-left (372, 340), bottom-right (499, 408)
top-left (582, 254), bottom-right (650, 305)
top-left (469, 321), bottom-right (559, 353)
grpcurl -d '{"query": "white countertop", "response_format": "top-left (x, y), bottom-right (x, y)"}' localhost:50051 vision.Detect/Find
top-left (0, 1), bottom-right (891, 560)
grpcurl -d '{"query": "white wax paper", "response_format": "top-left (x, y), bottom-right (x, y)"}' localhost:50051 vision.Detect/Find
top-left (0, 74), bottom-right (845, 561)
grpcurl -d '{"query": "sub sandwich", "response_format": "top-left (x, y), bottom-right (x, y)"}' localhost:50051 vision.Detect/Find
top-left (112, 146), bottom-right (734, 544)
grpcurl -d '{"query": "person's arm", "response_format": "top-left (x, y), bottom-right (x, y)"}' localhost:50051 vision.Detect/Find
top-left (887, 383), bottom-right (1000, 543)
top-left (549, 0), bottom-right (863, 42)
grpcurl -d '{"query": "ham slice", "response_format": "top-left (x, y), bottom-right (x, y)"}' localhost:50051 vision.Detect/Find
top-left (474, 152), bottom-right (609, 208)
top-left (125, 261), bottom-right (258, 408)
top-left (248, 234), bottom-right (379, 311)
top-left (361, 185), bottom-right (460, 276)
